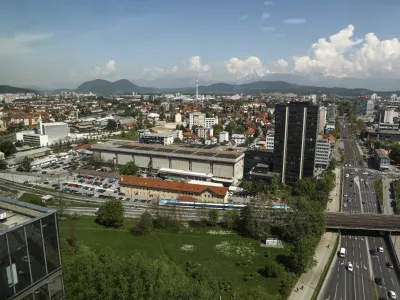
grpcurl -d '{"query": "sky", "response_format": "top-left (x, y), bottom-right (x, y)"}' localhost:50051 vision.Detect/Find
top-left (1, 0), bottom-right (400, 88)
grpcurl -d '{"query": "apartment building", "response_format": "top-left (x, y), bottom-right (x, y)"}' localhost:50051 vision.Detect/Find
top-left (314, 138), bottom-right (332, 169)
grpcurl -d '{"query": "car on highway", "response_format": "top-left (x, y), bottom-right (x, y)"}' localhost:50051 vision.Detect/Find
top-left (375, 277), bottom-right (383, 285)
top-left (378, 247), bottom-right (384, 253)
top-left (388, 291), bottom-right (397, 299)
top-left (387, 262), bottom-right (394, 268)
top-left (371, 249), bottom-right (377, 255)
top-left (379, 297), bottom-right (388, 300)
top-left (347, 262), bottom-right (353, 272)
top-left (363, 172), bottom-right (369, 175)
top-left (345, 174), bottom-right (349, 178)
top-left (344, 193), bottom-right (348, 197)
top-left (345, 164), bottom-right (348, 167)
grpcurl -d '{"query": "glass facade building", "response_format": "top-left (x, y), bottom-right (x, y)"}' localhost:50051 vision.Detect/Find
top-left (273, 102), bottom-right (319, 185)
top-left (0, 196), bottom-right (64, 300)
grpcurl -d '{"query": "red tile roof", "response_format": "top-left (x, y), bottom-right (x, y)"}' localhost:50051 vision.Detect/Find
top-left (119, 176), bottom-right (228, 196)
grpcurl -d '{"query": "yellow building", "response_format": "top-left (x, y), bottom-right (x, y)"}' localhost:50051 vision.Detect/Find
top-left (119, 176), bottom-right (228, 203)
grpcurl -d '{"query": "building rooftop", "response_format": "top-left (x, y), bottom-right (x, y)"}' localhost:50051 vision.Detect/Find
top-left (91, 141), bottom-right (244, 161)
top-left (119, 176), bottom-right (228, 196)
top-left (0, 195), bottom-right (55, 234)
top-left (42, 122), bottom-right (68, 126)
top-left (375, 148), bottom-right (389, 159)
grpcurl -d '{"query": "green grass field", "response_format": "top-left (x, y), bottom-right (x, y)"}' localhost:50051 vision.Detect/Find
top-left (19, 193), bottom-right (45, 206)
top-left (58, 216), bottom-right (288, 295)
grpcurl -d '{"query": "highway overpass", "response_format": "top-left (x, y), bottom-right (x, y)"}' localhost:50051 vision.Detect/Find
top-left (325, 212), bottom-right (400, 231)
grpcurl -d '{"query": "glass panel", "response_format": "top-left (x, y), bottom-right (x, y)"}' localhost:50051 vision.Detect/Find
top-left (0, 234), bottom-right (14, 300)
top-left (7, 227), bottom-right (32, 293)
top-left (33, 282), bottom-right (49, 300)
top-left (48, 274), bottom-right (64, 300)
top-left (25, 220), bottom-right (47, 283)
top-left (41, 215), bottom-right (60, 273)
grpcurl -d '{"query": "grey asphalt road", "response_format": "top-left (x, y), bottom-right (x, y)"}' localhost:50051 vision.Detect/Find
top-left (323, 119), bottom-right (400, 300)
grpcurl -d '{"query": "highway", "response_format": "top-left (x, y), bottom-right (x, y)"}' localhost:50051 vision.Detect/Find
top-left (323, 119), bottom-right (400, 300)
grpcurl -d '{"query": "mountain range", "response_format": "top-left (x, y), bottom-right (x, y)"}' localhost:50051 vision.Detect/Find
top-left (4, 77), bottom-right (400, 95)
top-left (74, 79), bottom-right (379, 96)
top-left (0, 85), bottom-right (37, 93)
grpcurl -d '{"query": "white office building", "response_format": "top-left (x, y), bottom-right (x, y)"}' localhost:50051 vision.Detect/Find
top-left (219, 131), bottom-right (229, 143)
top-left (186, 112), bottom-right (218, 129)
top-left (41, 122), bottom-right (69, 140)
top-left (326, 104), bottom-right (338, 120)
top-left (232, 134), bottom-right (246, 146)
top-left (314, 138), bottom-right (332, 169)
top-left (381, 109), bottom-right (394, 124)
top-left (187, 112), bottom-right (205, 129)
top-left (195, 127), bottom-right (213, 139)
top-left (204, 117), bottom-right (218, 128)
top-left (318, 106), bottom-right (327, 133)
top-left (266, 135), bottom-right (274, 150)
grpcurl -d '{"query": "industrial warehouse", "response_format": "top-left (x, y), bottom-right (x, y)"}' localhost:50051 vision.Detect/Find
top-left (90, 141), bottom-right (245, 185)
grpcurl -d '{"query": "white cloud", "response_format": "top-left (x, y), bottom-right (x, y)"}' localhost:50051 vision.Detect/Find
top-left (262, 12), bottom-right (270, 19)
top-left (0, 32), bottom-right (52, 55)
top-left (239, 14), bottom-right (248, 20)
top-left (188, 56), bottom-right (210, 72)
top-left (93, 60), bottom-right (117, 76)
top-left (264, 1), bottom-right (274, 5)
top-left (226, 56), bottom-right (264, 76)
top-left (283, 18), bottom-right (306, 24)
top-left (272, 59), bottom-right (289, 72)
top-left (287, 24), bottom-right (400, 78)
top-left (262, 27), bottom-right (275, 32)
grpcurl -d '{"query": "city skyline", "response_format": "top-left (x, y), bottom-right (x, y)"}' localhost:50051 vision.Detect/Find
top-left (1, 0), bottom-right (400, 88)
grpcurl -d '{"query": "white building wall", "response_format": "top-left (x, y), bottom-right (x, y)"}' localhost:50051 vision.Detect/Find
top-left (266, 136), bottom-right (274, 150)
top-left (219, 131), bottom-right (229, 143)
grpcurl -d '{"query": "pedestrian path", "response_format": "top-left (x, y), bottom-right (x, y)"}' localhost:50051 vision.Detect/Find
top-left (326, 167), bottom-right (341, 212)
top-left (288, 232), bottom-right (338, 300)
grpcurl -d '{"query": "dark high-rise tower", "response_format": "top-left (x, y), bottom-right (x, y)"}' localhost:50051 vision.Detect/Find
top-left (273, 102), bottom-right (319, 185)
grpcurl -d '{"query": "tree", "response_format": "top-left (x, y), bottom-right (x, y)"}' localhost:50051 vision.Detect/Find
top-left (390, 144), bottom-right (400, 165)
top-left (224, 121), bottom-right (236, 135)
top-left (18, 121), bottom-right (25, 130)
top-left (95, 200), bottom-right (124, 228)
top-left (0, 140), bottom-right (16, 157)
top-left (241, 196), bottom-right (272, 240)
top-left (235, 125), bottom-right (246, 134)
top-left (288, 236), bottom-right (318, 274)
top-left (55, 198), bottom-right (68, 219)
top-left (207, 209), bottom-right (219, 226)
top-left (119, 161), bottom-right (139, 176)
top-left (14, 140), bottom-right (24, 147)
top-left (0, 160), bottom-right (7, 170)
top-left (212, 124), bottom-right (223, 137)
top-left (20, 156), bottom-right (32, 172)
top-left (66, 219), bottom-right (78, 248)
top-left (133, 211), bottom-right (153, 235)
top-left (223, 209), bottom-right (239, 230)
top-left (106, 119), bottom-right (117, 131)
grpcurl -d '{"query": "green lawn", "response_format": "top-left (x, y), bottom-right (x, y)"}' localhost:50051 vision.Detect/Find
top-left (58, 216), bottom-right (288, 295)
top-left (109, 130), bottom-right (138, 140)
top-left (19, 193), bottom-right (45, 206)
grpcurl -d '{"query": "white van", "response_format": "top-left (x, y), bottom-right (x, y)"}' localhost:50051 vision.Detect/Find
top-left (339, 247), bottom-right (346, 257)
